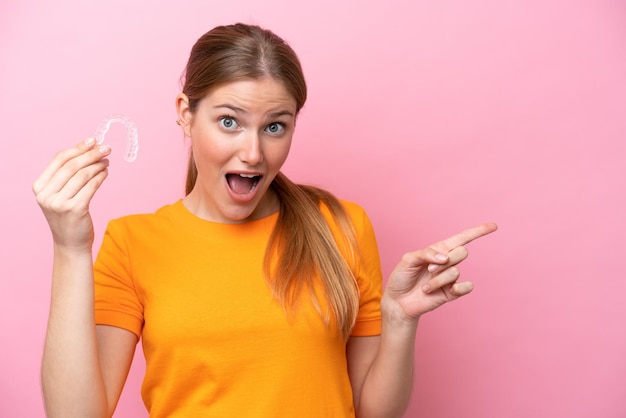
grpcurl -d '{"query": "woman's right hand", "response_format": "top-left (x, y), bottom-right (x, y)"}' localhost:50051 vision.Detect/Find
top-left (33, 138), bottom-right (111, 253)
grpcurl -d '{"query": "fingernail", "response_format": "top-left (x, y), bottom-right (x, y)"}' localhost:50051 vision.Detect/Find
top-left (85, 137), bottom-right (95, 146)
top-left (98, 144), bottom-right (111, 153)
top-left (428, 264), bottom-right (438, 273)
top-left (435, 253), bottom-right (447, 261)
top-left (422, 284), bottom-right (431, 293)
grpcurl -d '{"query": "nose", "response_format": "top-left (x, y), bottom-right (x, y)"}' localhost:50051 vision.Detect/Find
top-left (238, 130), bottom-right (263, 166)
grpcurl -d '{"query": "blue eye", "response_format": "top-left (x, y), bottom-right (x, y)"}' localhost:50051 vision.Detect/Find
top-left (219, 116), bottom-right (239, 130)
top-left (265, 122), bottom-right (285, 135)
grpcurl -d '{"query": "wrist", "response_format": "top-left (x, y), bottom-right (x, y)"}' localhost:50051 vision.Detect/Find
top-left (53, 243), bottom-right (94, 260)
top-left (380, 294), bottom-right (420, 331)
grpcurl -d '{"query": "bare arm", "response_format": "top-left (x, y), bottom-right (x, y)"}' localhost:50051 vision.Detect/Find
top-left (35, 139), bottom-right (137, 417)
top-left (347, 322), bottom-right (416, 418)
top-left (348, 223), bottom-right (497, 418)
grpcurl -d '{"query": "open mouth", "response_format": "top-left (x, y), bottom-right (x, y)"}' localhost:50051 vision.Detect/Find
top-left (226, 173), bottom-right (261, 195)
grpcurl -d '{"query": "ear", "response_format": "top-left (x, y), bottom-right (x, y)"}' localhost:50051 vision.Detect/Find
top-left (175, 93), bottom-right (193, 137)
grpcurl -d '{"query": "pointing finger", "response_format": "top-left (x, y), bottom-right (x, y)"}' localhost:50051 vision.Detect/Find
top-left (433, 222), bottom-right (498, 253)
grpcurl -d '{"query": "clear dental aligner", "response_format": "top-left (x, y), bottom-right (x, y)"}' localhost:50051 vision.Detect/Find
top-left (94, 115), bottom-right (139, 162)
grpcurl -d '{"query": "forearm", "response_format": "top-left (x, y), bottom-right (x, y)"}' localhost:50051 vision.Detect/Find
top-left (42, 246), bottom-right (109, 418)
top-left (356, 297), bottom-right (419, 418)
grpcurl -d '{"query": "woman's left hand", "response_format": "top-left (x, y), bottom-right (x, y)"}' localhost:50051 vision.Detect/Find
top-left (383, 223), bottom-right (498, 323)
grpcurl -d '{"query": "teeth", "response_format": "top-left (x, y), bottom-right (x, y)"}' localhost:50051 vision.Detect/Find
top-left (239, 174), bottom-right (258, 178)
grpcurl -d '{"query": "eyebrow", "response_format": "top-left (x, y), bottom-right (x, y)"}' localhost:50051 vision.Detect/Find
top-left (214, 104), bottom-right (294, 118)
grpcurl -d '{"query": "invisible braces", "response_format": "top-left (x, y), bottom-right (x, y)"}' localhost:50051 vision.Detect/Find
top-left (94, 115), bottom-right (139, 162)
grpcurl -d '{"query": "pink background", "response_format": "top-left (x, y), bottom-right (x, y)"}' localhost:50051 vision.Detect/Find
top-left (1, 0), bottom-right (625, 417)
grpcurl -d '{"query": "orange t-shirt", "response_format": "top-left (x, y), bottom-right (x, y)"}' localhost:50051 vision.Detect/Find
top-left (94, 199), bottom-right (383, 417)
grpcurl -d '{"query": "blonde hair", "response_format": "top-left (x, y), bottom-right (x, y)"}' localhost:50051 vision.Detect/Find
top-left (183, 24), bottom-right (360, 338)
top-left (266, 173), bottom-right (360, 338)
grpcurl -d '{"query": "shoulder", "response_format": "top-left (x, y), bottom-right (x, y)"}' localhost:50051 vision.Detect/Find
top-left (317, 197), bottom-right (376, 241)
top-left (336, 199), bottom-right (371, 227)
top-left (105, 200), bottom-right (183, 233)
top-left (338, 199), bottom-right (367, 218)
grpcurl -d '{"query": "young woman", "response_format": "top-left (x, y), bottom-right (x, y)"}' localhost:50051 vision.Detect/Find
top-left (33, 23), bottom-right (496, 417)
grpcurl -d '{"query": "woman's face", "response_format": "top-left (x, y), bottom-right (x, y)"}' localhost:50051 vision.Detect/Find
top-left (177, 77), bottom-right (297, 223)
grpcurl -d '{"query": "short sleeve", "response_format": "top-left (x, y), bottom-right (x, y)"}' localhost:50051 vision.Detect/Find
top-left (94, 220), bottom-right (144, 338)
top-left (348, 205), bottom-right (383, 337)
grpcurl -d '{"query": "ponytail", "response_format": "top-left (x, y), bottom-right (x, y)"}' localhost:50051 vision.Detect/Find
top-left (265, 172), bottom-right (360, 340)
